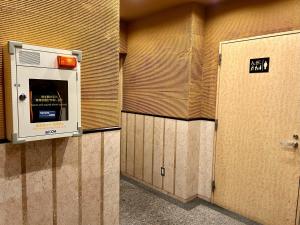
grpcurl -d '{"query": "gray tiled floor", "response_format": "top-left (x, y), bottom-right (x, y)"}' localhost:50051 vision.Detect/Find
top-left (120, 178), bottom-right (259, 225)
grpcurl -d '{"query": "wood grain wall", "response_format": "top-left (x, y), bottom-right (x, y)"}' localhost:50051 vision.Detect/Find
top-left (123, 0), bottom-right (300, 119)
top-left (0, 131), bottom-right (120, 225)
top-left (201, 0), bottom-right (300, 118)
top-left (121, 112), bottom-right (215, 202)
top-left (123, 4), bottom-right (205, 119)
top-left (120, 21), bottom-right (128, 54)
top-left (0, 0), bottom-right (120, 139)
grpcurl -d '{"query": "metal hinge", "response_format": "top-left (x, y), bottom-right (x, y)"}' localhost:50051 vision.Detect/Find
top-left (218, 54), bottom-right (222, 66)
top-left (161, 167), bottom-right (165, 177)
top-left (215, 119), bottom-right (218, 131)
top-left (212, 180), bottom-right (216, 192)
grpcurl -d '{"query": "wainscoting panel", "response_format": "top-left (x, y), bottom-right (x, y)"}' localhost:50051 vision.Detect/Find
top-left (0, 131), bottom-right (120, 225)
top-left (121, 112), bottom-right (215, 202)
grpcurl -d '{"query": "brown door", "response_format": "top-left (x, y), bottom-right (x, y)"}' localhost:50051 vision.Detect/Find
top-left (214, 31), bottom-right (300, 225)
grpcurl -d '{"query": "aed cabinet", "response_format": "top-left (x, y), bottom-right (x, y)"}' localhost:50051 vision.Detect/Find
top-left (4, 41), bottom-right (82, 143)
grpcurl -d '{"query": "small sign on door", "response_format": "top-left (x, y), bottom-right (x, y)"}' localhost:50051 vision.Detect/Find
top-left (249, 57), bottom-right (270, 73)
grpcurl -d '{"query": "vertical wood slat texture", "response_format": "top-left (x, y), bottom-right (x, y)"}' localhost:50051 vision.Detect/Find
top-left (134, 115), bottom-right (144, 180)
top-left (126, 114), bottom-right (135, 176)
top-left (25, 140), bottom-right (53, 225)
top-left (143, 116), bottom-right (154, 184)
top-left (121, 113), bottom-right (127, 173)
top-left (103, 131), bottom-right (120, 225)
top-left (0, 131), bottom-right (120, 225)
top-left (121, 112), bottom-right (215, 202)
top-left (0, 0), bottom-right (120, 138)
top-left (153, 117), bottom-right (164, 189)
top-left (0, 144), bottom-right (23, 225)
top-left (163, 119), bottom-right (176, 194)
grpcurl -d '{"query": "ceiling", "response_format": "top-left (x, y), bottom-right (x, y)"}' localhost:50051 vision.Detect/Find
top-left (120, 0), bottom-right (225, 20)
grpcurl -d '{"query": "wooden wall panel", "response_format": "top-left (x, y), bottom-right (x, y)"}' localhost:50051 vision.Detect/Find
top-left (121, 112), bottom-right (215, 202)
top-left (56, 138), bottom-right (79, 225)
top-left (121, 113), bottom-right (127, 173)
top-left (123, 5), bottom-right (195, 118)
top-left (201, 0), bottom-right (300, 118)
top-left (81, 133), bottom-right (102, 225)
top-left (134, 115), bottom-right (144, 180)
top-left (0, 131), bottom-right (120, 225)
top-left (188, 7), bottom-right (205, 118)
top-left (163, 119), bottom-right (176, 194)
top-left (143, 116), bottom-right (154, 184)
top-left (126, 114), bottom-right (135, 176)
top-left (198, 121), bottom-right (215, 201)
top-left (174, 121), bottom-right (189, 199)
top-left (153, 117), bottom-right (164, 189)
top-left (25, 140), bottom-right (53, 225)
top-left (120, 21), bottom-right (128, 54)
top-left (0, 0), bottom-right (120, 137)
top-left (103, 131), bottom-right (120, 225)
top-left (0, 144), bottom-right (22, 225)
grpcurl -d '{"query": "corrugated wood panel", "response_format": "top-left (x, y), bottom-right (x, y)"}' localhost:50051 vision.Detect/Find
top-left (152, 117), bottom-right (164, 189)
top-left (120, 21), bottom-right (128, 54)
top-left (123, 5), bottom-right (194, 118)
top-left (143, 116), bottom-right (154, 184)
top-left (201, 0), bottom-right (300, 118)
top-left (188, 6), bottom-right (205, 118)
top-left (134, 114), bottom-right (144, 180)
top-left (126, 114), bottom-right (135, 176)
top-left (0, 0), bottom-right (120, 136)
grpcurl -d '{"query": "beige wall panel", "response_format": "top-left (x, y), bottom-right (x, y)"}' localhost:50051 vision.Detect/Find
top-left (25, 140), bottom-right (53, 225)
top-left (126, 113), bottom-right (135, 175)
top-left (120, 21), bottom-right (128, 54)
top-left (153, 117), bottom-right (165, 189)
top-left (143, 116), bottom-right (154, 184)
top-left (163, 119), bottom-right (176, 194)
top-left (134, 114), bottom-right (144, 179)
top-left (187, 121), bottom-right (200, 197)
top-left (189, 6), bottom-right (205, 118)
top-left (103, 131), bottom-right (120, 225)
top-left (0, 144), bottom-right (22, 225)
top-left (55, 137), bottom-right (79, 225)
top-left (0, 0), bottom-right (120, 136)
top-left (202, 0), bottom-right (300, 118)
top-left (175, 120), bottom-right (189, 199)
top-left (121, 113), bottom-right (127, 173)
top-left (81, 100), bottom-right (120, 129)
top-left (81, 133), bottom-right (102, 225)
top-left (198, 121), bottom-right (215, 201)
top-left (123, 5), bottom-right (194, 118)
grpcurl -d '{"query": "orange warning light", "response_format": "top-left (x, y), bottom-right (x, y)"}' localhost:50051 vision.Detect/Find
top-left (57, 56), bottom-right (77, 69)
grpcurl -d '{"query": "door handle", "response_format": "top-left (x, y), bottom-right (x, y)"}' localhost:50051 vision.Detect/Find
top-left (280, 141), bottom-right (298, 149)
